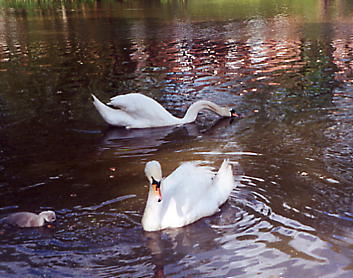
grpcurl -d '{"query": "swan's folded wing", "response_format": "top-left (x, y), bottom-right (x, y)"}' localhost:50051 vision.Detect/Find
top-left (213, 159), bottom-right (235, 206)
top-left (163, 163), bottom-right (215, 215)
top-left (107, 93), bottom-right (178, 127)
top-left (107, 93), bottom-right (160, 114)
top-left (107, 94), bottom-right (138, 111)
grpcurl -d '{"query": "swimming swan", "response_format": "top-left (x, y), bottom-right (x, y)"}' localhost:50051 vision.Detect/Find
top-left (4, 211), bottom-right (56, 228)
top-left (142, 160), bottom-right (235, 231)
top-left (92, 93), bottom-right (238, 128)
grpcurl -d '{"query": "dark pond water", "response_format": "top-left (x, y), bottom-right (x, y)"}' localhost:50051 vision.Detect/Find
top-left (0, 0), bottom-right (353, 277)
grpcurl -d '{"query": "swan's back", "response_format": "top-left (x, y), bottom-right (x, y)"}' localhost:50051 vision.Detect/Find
top-left (156, 161), bottom-right (235, 230)
top-left (108, 93), bottom-right (179, 126)
top-left (108, 93), bottom-right (158, 112)
top-left (162, 162), bottom-right (215, 205)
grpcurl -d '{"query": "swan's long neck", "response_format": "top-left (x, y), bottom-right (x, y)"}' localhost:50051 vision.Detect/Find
top-left (142, 188), bottom-right (163, 231)
top-left (181, 100), bottom-right (229, 124)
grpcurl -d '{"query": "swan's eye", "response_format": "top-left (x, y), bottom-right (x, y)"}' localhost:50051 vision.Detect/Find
top-left (151, 177), bottom-right (161, 188)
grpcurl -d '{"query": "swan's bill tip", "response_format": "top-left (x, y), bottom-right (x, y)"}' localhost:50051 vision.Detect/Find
top-left (230, 109), bottom-right (239, 118)
top-left (46, 223), bottom-right (56, 229)
top-left (152, 182), bottom-right (162, 201)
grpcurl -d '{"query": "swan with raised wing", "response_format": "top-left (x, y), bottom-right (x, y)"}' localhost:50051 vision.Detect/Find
top-left (142, 160), bottom-right (235, 231)
top-left (92, 93), bottom-right (238, 128)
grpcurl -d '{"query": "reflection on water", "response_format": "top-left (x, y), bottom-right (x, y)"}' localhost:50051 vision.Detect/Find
top-left (0, 0), bottom-right (353, 277)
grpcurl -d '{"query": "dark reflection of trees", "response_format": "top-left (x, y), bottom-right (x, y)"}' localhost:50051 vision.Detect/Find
top-left (236, 25), bottom-right (352, 247)
top-left (0, 1), bottom-right (351, 181)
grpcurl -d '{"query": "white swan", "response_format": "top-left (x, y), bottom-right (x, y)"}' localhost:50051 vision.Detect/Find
top-left (142, 160), bottom-right (235, 231)
top-left (92, 93), bottom-right (238, 128)
top-left (4, 211), bottom-right (56, 228)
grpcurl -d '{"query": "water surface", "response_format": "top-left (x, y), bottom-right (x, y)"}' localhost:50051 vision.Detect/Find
top-left (0, 0), bottom-right (352, 277)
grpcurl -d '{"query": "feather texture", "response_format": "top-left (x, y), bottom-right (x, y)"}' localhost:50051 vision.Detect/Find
top-left (142, 160), bottom-right (235, 231)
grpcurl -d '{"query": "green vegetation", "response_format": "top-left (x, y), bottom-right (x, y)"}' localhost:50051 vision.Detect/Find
top-left (0, 0), bottom-right (329, 21)
top-left (0, 0), bottom-right (352, 23)
top-left (0, 0), bottom-right (97, 10)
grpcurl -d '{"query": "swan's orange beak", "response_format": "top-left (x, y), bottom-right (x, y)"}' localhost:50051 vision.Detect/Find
top-left (152, 179), bottom-right (162, 202)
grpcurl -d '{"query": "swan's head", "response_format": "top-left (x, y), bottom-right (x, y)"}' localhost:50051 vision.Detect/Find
top-left (39, 211), bottom-right (56, 223)
top-left (144, 161), bottom-right (163, 202)
top-left (229, 108), bottom-right (239, 118)
top-left (210, 104), bottom-right (239, 118)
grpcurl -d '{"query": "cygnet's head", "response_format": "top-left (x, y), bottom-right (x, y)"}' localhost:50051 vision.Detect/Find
top-left (39, 210), bottom-right (56, 223)
top-left (144, 161), bottom-right (163, 202)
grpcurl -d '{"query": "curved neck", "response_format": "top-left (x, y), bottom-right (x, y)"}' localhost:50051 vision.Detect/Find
top-left (181, 100), bottom-right (228, 123)
top-left (142, 188), bottom-right (163, 231)
top-left (36, 214), bottom-right (46, 226)
top-left (38, 212), bottom-right (51, 223)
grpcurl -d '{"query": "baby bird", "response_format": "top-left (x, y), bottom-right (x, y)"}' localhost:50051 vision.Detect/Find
top-left (4, 211), bottom-right (56, 228)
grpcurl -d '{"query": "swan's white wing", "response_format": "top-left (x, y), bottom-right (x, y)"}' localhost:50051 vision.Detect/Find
top-left (160, 162), bottom-right (220, 228)
top-left (212, 159), bottom-right (235, 206)
top-left (108, 93), bottom-right (149, 110)
top-left (107, 93), bottom-right (179, 127)
top-left (108, 94), bottom-right (167, 116)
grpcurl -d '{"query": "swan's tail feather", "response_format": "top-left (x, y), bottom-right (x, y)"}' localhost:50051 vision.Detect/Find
top-left (214, 159), bottom-right (235, 206)
top-left (92, 94), bottom-right (124, 126)
top-left (91, 94), bottom-right (106, 111)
